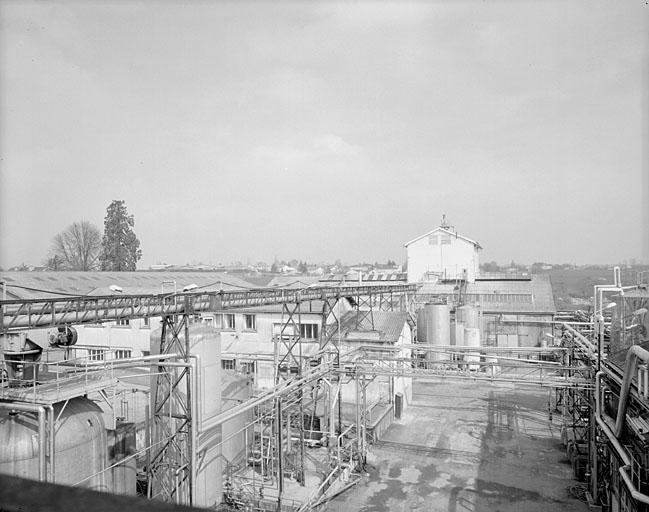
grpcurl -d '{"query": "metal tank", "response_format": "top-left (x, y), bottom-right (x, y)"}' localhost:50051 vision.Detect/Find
top-left (150, 322), bottom-right (223, 508)
top-left (0, 397), bottom-right (108, 490)
top-left (416, 308), bottom-right (427, 343)
top-left (425, 304), bottom-right (450, 362)
top-left (456, 305), bottom-right (481, 331)
top-left (464, 327), bottom-right (481, 371)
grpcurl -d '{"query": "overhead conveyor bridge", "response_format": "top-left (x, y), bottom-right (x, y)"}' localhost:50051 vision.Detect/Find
top-left (0, 283), bottom-right (417, 332)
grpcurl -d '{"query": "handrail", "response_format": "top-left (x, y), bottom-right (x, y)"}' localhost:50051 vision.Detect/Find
top-left (0, 284), bottom-right (416, 332)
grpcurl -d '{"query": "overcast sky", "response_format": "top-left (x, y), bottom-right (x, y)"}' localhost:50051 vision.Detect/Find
top-left (1, 1), bottom-right (647, 269)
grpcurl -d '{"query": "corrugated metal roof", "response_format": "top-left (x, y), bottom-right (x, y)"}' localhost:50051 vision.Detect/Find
top-left (0, 271), bottom-right (257, 300)
top-left (331, 311), bottom-right (411, 343)
top-left (417, 274), bottom-right (556, 314)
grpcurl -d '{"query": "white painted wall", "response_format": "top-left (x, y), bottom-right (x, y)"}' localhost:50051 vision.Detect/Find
top-left (406, 229), bottom-right (480, 284)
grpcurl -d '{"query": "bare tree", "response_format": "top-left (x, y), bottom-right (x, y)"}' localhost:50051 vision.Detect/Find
top-left (46, 221), bottom-right (102, 271)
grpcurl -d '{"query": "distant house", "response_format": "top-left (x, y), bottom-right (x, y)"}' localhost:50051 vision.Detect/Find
top-left (404, 221), bottom-right (482, 284)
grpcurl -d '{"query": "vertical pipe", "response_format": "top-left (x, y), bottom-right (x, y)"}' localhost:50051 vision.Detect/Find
top-left (46, 404), bottom-right (55, 483)
top-left (361, 374), bottom-right (367, 466)
top-left (277, 398), bottom-right (284, 511)
top-left (145, 403), bottom-right (151, 499)
top-left (183, 307), bottom-right (193, 506)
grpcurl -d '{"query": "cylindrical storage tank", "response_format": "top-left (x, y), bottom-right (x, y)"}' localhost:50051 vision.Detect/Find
top-left (457, 305), bottom-right (481, 331)
top-left (150, 323), bottom-right (223, 508)
top-left (0, 397), bottom-right (108, 490)
top-left (416, 308), bottom-right (427, 343)
top-left (426, 304), bottom-right (450, 362)
top-left (464, 328), bottom-right (481, 370)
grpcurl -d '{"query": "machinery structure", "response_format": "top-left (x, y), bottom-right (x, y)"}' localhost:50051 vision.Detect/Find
top-left (2, 270), bottom-right (649, 511)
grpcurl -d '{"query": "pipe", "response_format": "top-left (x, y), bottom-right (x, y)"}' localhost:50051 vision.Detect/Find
top-left (45, 404), bottom-right (55, 482)
top-left (174, 462), bottom-right (189, 504)
top-left (614, 345), bottom-right (649, 437)
top-left (200, 363), bottom-right (332, 433)
top-left (0, 402), bottom-right (47, 481)
top-left (595, 371), bottom-right (649, 505)
top-left (620, 465), bottom-right (649, 505)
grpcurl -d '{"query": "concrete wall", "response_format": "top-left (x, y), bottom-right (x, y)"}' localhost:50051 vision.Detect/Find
top-left (406, 230), bottom-right (479, 284)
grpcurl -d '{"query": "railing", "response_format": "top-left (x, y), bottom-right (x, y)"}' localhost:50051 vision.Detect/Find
top-left (0, 284), bottom-right (417, 332)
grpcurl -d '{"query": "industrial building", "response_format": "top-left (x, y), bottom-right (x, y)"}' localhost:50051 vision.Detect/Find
top-left (404, 215), bottom-right (482, 284)
top-left (1, 257), bottom-right (649, 511)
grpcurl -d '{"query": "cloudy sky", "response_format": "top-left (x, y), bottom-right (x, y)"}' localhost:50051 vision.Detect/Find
top-left (1, 1), bottom-right (647, 269)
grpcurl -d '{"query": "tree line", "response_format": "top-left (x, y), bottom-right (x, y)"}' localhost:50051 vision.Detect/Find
top-left (45, 200), bottom-right (142, 271)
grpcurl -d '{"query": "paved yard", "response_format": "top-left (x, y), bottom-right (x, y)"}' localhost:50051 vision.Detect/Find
top-left (323, 379), bottom-right (589, 512)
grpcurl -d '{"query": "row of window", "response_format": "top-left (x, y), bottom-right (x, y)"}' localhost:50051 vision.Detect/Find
top-left (221, 359), bottom-right (256, 373)
top-left (115, 318), bottom-right (150, 327)
top-left (464, 293), bottom-right (534, 303)
top-left (87, 348), bottom-right (132, 361)
top-left (203, 314), bottom-right (319, 339)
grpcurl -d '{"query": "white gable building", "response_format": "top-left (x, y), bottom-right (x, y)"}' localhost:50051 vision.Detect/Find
top-left (405, 223), bottom-right (482, 284)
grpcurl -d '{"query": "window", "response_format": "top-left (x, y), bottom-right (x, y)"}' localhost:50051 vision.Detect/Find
top-left (244, 314), bottom-right (256, 331)
top-left (273, 323), bottom-right (297, 337)
top-left (114, 349), bottom-right (131, 359)
top-left (241, 362), bottom-right (255, 374)
top-left (88, 349), bottom-right (105, 361)
top-left (216, 313), bottom-right (235, 330)
top-left (300, 323), bottom-right (319, 339)
top-left (221, 359), bottom-right (235, 370)
top-left (143, 317), bottom-right (150, 327)
top-left (428, 235), bottom-right (439, 245)
top-left (116, 319), bottom-right (130, 326)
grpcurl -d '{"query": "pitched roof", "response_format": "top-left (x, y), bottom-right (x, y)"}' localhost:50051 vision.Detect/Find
top-left (404, 227), bottom-right (482, 249)
top-left (330, 311), bottom-right (411, 343)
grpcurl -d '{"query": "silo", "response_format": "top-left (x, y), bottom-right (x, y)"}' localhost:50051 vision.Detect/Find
top-left (464, 327), bottom-right (481, 370)
top-left (457, 305), bottom-right (481, 331)
top-left (426, 304), bottom-right (450, 362)
top-left (150, 323), bottom-right (223, 508)
top-left (416, 307), bottom-right (427, 343)
top-left (0, 397), bottom-right (108, 490)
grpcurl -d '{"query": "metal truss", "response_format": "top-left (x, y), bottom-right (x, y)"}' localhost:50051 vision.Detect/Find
top-left (148, 299), bottom-right (194, 505)
top-left (0, 284), bottom-right (416, 332)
